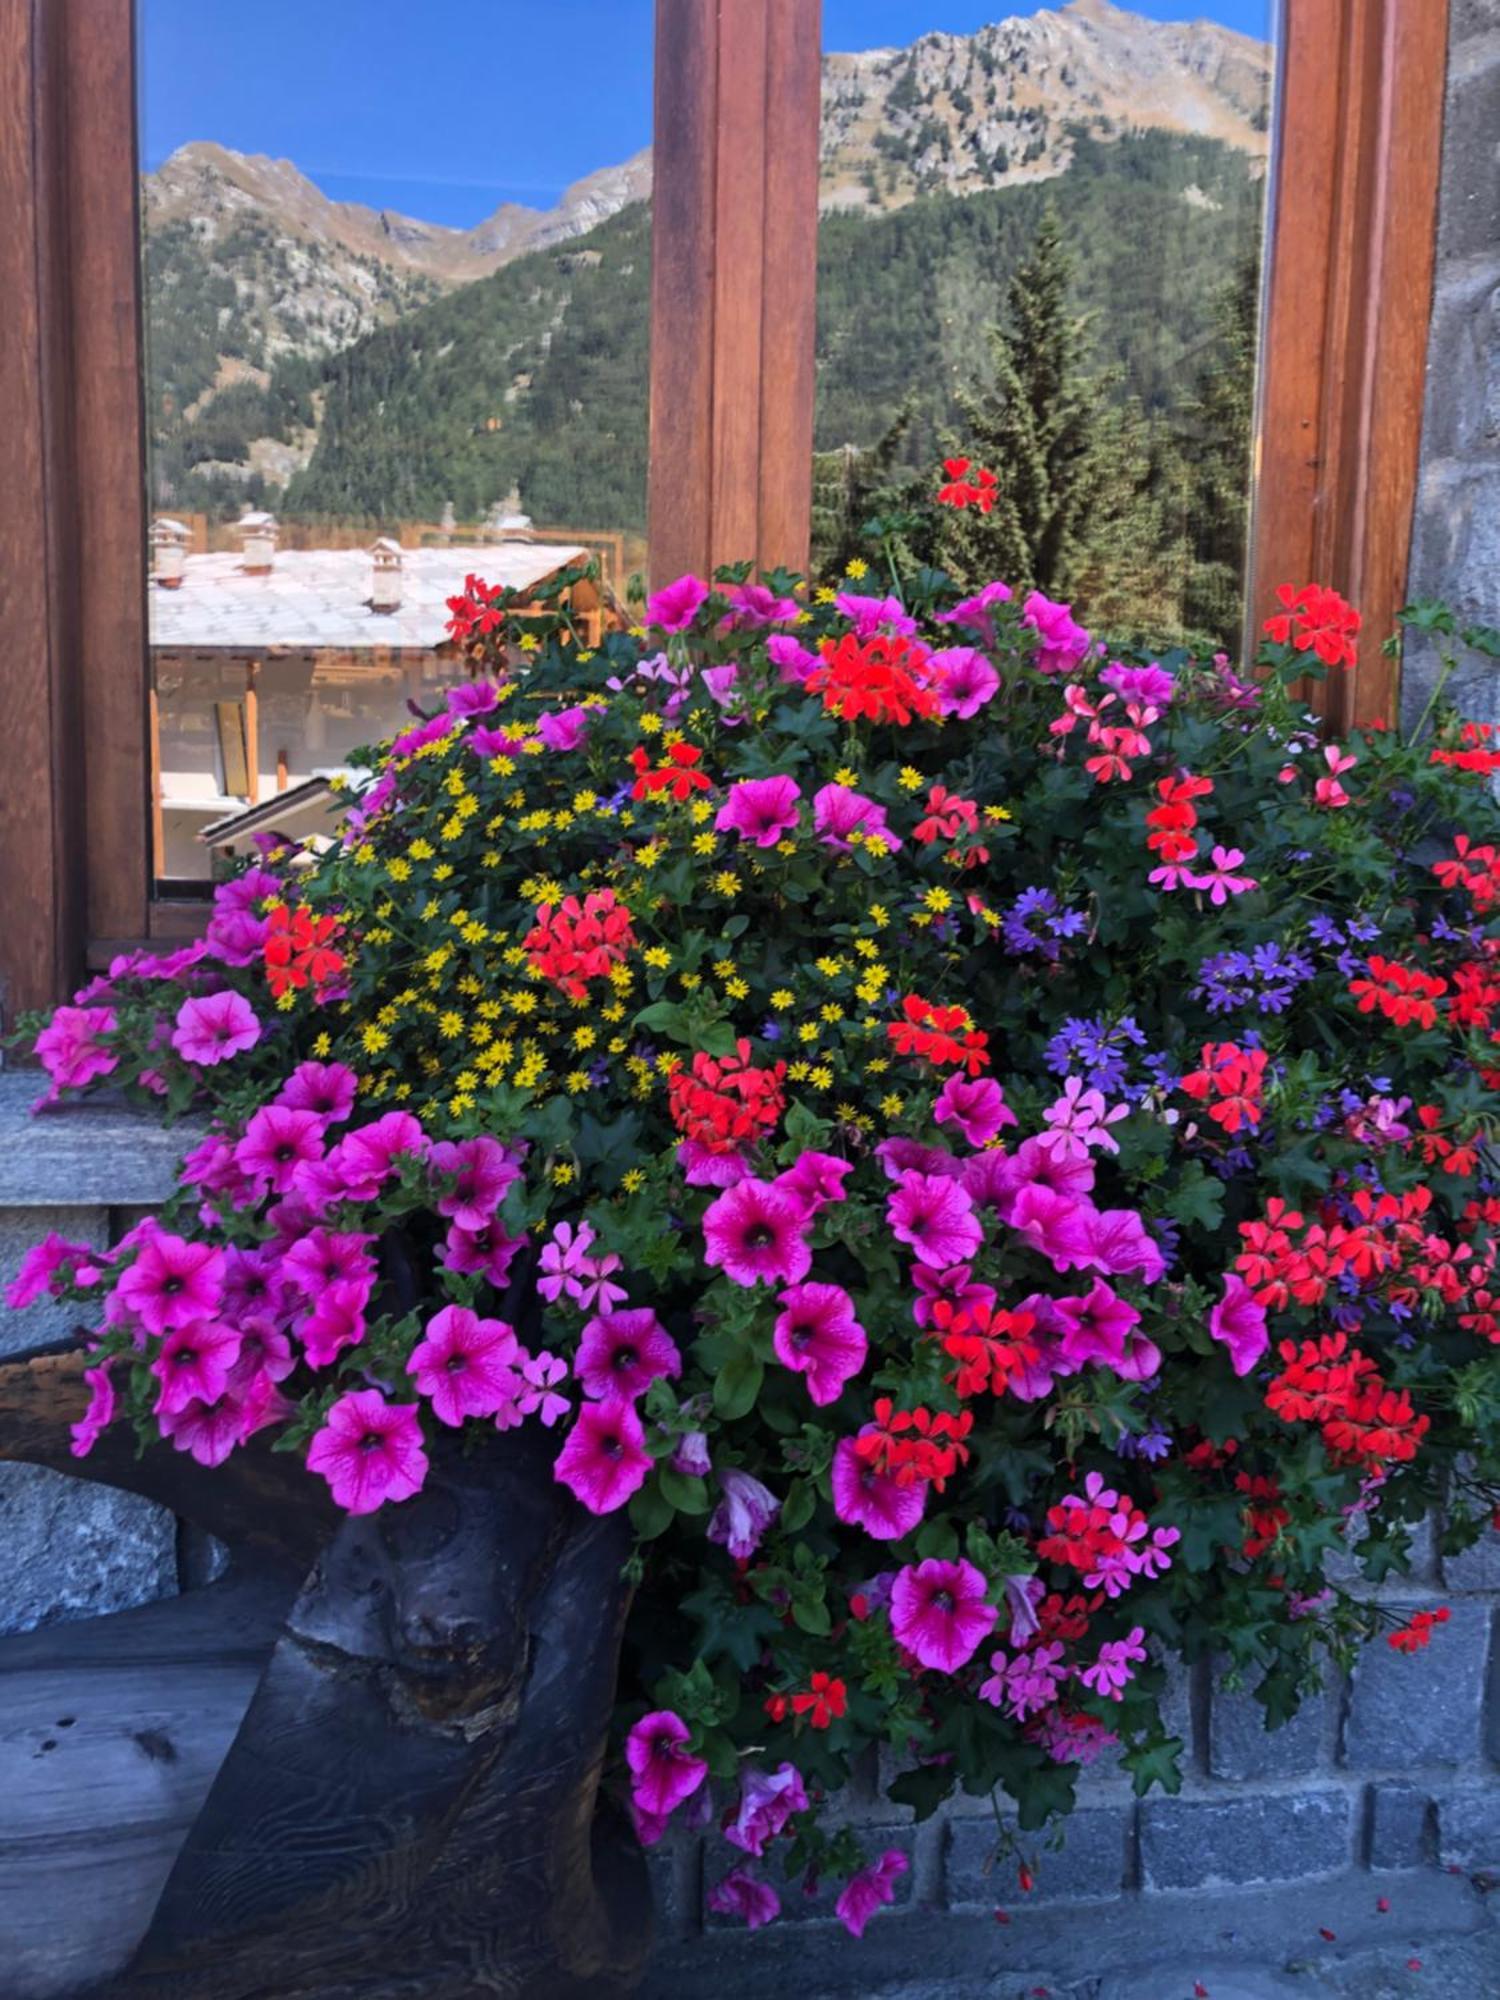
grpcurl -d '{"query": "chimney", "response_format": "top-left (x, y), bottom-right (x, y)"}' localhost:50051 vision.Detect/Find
top-left (235, 508), bottom-right (278, 576)
top-left (151, 516), bottom-right (190, 590)
top-left (369, 536), bottom-right (403, 615)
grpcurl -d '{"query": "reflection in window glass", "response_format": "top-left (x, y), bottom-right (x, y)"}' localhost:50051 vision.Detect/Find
top-left (138, 1), bottom-right (653, 879)
top-left (814, 0), bottom-right (1276, 651)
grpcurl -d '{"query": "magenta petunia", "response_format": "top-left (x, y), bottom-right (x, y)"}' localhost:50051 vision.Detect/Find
top-left (277, 1059), bottom-right (358, 1124)
top-left (1023, 590), bottom-right (1091, 676)
top-left (812, 783), bottom-right (902, 853)
top-left (170, 990), bottom-right (261, 1068)
top-left (1208, 1272), bottom-right (1269, 1376)
top-left (766, 633), bottom-right (818, 683)
top-left (408, 1303), bottom-right (525, 1426)
top-left (702, 1178), bottom-right (812, 1288)
top-left (553, 1398), bottom-right (652, 1514)
top-left (575, 1307), bottom-right (682, 1401)
top-left (724, 1762), bottom-right (809, 1857)
top-left (158, 1376), bottom-right (284, 1468)
top-left (333, 1113), bottom-right (430, 1201)
top-left (886, 1171), bottom-right (983, 1270)
top-left (234, 1106), bottom-right (325, 1197)
top-left (537, 704), bottom-right (592, 752)
top-left (645, 573), bottom-right (710, 632)
top-left (932, 1074), bottom-right (1016, 1147)
top-left (836, 1849), bottom-right (909, 1939)
top-left (835, 590), bottom-right (918, 637)
top-left (429, 1134), bottom-right (525, 1231)
top-left (69, 1362), bottom-right (117, 1459)
top-left (439, 1216), bottom-right (528, 1287)
top-left (1008, 1183), bottom-right (1099, 1273)
top-left (929, 645), bottom-right (1001, 719)
top-left (1086, 1207), bottom-right (1167, 1283)
top-left (910, 1262), bottom-right (997, 1331)
top-left (707, 1867), bottom-right (780, 1930)
top-left (889, 1557), bottom-right (998, 1673)
top-left (936, 577), bottom-right (1013, 645)
top-left (152, 1319), bottom-right (242, 1417)
top-left (34, 1005), bottom-right (118, 1100)
top-left (279, 1226), bottom-right (376, 1299)
top-left (1054, 1279), bottom-right (1140, 1372)
top-left (625, 1708), bottom-right (708, 1821)
top-left (306, 1389), bottom-right (429, 1514)
top-left (831, 1435), bottom-right (927, 1542)
top-left (114, 1232), bottom-right (225, 1337)
top-left (773, 1282), bottom-right (868, 1406)
top-left (708, 1468), bottom-right (780, 1560)
top-left (7, 1231), bottom-right (104, 1309)
top-left (715, 775), bottom-right (803, 848)
top-left (298, 1278), bottom-right (369, 1368)
top-left (774, 1149), bottom-right (854, 1215)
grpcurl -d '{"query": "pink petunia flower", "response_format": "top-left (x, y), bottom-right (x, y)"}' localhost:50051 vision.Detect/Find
top-left (715, 776), bottom-right (803, 848)
top-left (152, 1319), bottom-right (242, 1416)
top-left (537, 705), bottom-right (592, 752)
top-left (170, 991), bottom-right (261, 1068)
top-left (702, 1179), bottom-right (812, 1288)
top-left (70, 1362), bottom-right (117, 1458)
top-left (773, 1282), bottom-right (868, 1405)
top-left (1208, 1272), bottom-right (1269, 1376)
top-left (626, 1708), bottom-right (708, 1821)
top-left (1022, 590), bottom-right (1091, 676)
top-left (1054, 1279), bottom-right (1140, 1372)
top-left (298, 1278), bottom-right (369, 1368)
top-left (929, 645), bottom-right (1001, 719)
top-left (277, 1060), bottom-right (358, 1124)
top-left (722, 581), bottom-right (799, 629)
top-left (306, 1389), bottom-right (429, 1514)
top-left (408, 1303), bottom-right (525, 1426)
top-left (553, 1398), bottom-right (652, 1514)
top-left (831, 1435), bottom-right (927, 1542)
top-left (889, 1557), bottom-right (998, 1672)
top-left (836, 1849), bottom-right (909, 1939)
top-left (235, 1106), bottom-right (325, 1197)
top-left (1009, 1183), bottom-right (1099, 1273)
top-left (933, 1074), bottom-right (1016, 1147)
top-left (936, 577), bottom-right (1013, 646)
top-left (441, 1216), bottom-right (528, 1288)
top-left (279, 1227), bottom-right (375, 1299)
top-left (911, 1262), bottom-right (997, 1331)
top-left (332, 1113), bottom-right (430, 1201)
top-left (34, 1006), bottom-right (118, 1100)
top-left (835, 591), bottom-right (918, 637)
top-left (1085, 1207), bottom-right (1166, 1283)
top-left (766, 633), bottom-right (819, 683)
top-left (812, 783), bottom-right (902, 853)
top-left (707, 1866), bottom-right (780, 1930)
top-left (725, 1762), bottom-right (809, 1857)
top-left (7, 1231), bottom-right (105, 1309)
top-left (158, 1375), bottom-right (284, 1468)
top-left (574, 1308), bottom-right (682, 1401)
top-left (886, 1171), bottom-right (983, 1270)
top-left (774, 1150), bottom-right (855, 1214)
top-left (645, 573), bottom-right (710, 632)
top-left (114, 1233), bottom-right (224, 1336)
top-left (708, 1468), bottom-right (780, 1560)
top-left (429, 1135), bottom-right (525, 1231)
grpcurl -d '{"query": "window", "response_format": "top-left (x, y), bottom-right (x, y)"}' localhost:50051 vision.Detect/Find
top-left (0, 0), bottom-right (1452, 1011)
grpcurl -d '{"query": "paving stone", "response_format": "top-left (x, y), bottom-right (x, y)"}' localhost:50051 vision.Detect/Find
top-left (0, 1462), bottom-right (176, 1635)
top-left (1436, 1785), bottom-right (1500, 1872)
top-left (945, 1805), bottom-right (1129, 1907)
top-left (1209, 1675), bottom-right (1335, 1782)
top-left (1140, 1791), bottom-right (1354, 1890)
top-left (0, 1205), bottom-right (109, 1359)
top-left (1369, 1782), bottom-right (1434, 1870)
top-left (1342, 1601), bottom-right (1491, 1771)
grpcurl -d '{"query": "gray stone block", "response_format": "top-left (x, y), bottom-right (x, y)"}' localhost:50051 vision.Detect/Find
top-left (1140, 1791), bottom-right (1354, 1890)
top-left (0, 1205), bottom-right (109, 1359)
top-left (704, 1821), bottom-right (916, 1929)
top-left (1342, 1601), bottom-right (1491, 1770)
top-left (0, 1077), bottom-right (200, 1209)
top-left (1369, 1781), bottom-right (1433, 1870)
top-left (646, 1832), bottom-right (702, 1943)
top-left (0, 1463), bottom-right (176, 1635)
top-left (945, 1805), bottom-right (1128, 1907)
top-left (1450, 1), bottom-right (1500, 44)
top-left (1440, 1520), bottom-right (1500, 1592)
top-left (1437, 1785), bottom-right (1500, 1872)
top-left (1436, 48), bottom-right (1500, 267)
top-left (1209, 1676), bottom-right (1335, 1781)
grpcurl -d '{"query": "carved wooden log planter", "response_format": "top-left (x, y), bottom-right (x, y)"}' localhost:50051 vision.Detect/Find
top-left (0, 1341), bottom-right (652, 2000)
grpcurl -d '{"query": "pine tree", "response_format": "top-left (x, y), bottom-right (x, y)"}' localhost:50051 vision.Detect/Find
top-left (935, 207), bottom-right (1166, 634)
top-left (1172, 252), bottom-right (1260, 649)
top-left (810, 400), bottom-right (935, 582)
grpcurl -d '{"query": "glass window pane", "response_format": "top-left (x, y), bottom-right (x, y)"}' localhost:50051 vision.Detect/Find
top-left (138, 1), bottom-right (654, 881)
top-left (814, 0), bottom-right (1277, 652)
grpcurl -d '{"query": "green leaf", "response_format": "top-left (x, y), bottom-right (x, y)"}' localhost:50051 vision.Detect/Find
top-left (658, 1465), bottom-right (710, 1514)
top-left (713, 1349), bottom-right (764, 1421)
top-left (887, 1762), bottom-right (956, 1821)
top-left (628, 1477), bottom-right (675, 1540)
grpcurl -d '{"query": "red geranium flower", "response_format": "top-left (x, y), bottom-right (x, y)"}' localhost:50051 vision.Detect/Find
top-left (1263, 582), bottom-right (1361, 670)
top-left (263, 903), bottom-right (345, 1001)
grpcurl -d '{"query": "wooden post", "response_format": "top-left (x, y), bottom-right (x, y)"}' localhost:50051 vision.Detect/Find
top-left (244, 662), bottom-right (260, 806)
top-left (648, 0), bottom-right (823, 587)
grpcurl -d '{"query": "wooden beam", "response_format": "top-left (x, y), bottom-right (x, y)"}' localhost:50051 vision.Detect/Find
top-left (1251, 0), bottom-right (1449, 729)
top-left (648, 0), bottom-right (823, 586)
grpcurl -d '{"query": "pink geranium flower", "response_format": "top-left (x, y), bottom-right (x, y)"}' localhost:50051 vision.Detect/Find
top-left (575, 1308), bottom-right (682, 1400)
top-left (889, 1557), bottom-right (998, 1672)
top-left (1208, 1272), bottom-right (1269, 1376)
top-left (114, 1233), bottom-right (224, 1336)
top-left (773, 1282), bottom-right (868, 1405)
top-left (298, 1278), bottom-right (369, 1367)
top-left (887, 1171), bottom-right (983, 1270)
top-left (235, 1106), bottom-right (325, 1197)
top-left (645, 573), bottom-right (710, 632)
top-left (408, 1304), bottom-right (524, 1426)
top-left (626, 1709), bottom-right (708, 1822)
top-left (812, 783), bottom-right (902, 853)
top-left (930, 645), bottom-right (1001, 719)
top-left (170, 991), bottom-right (261, 1068)
top-left (429, 1135), bottom-right (524, 1231)
top-left (1181, 844), bottom-right (1259, 905)
top-left (836, 1849), bottom-right (909, 1939)
top-left (518, 1349), bottom-right (571, 1427)
top-left (707, 1867), bottom-right (780, 1929)
top-left (933, 1074), bottom-right (1016, 1146)
top-left (277, 1059), bottom-right (358, 1124)
top-left (702, 1179), bottom-right (811, 1288)
top-left (34, 1006), bottom-right (118, 1100)
top-left (307, 1389), bottom-right (429, 1514)
top-left (554, 1398), bottom-right (652, 1513)
top-left (715, 776), bottom-right (803, 848)
top-left (725, 1762), bottom-right (809, 1856)
top-left (152, 1319), bottom-right (242, 1416)
top-left (831, 1435), bottom-right (927, 1542)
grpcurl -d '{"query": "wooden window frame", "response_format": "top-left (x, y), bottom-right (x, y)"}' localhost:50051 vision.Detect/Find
top-left (0, 0), bottom-right (1449, 1015)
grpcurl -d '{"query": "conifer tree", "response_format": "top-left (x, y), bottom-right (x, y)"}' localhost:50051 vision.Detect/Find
top-left (1172, 252), bottom-right (1260, 648)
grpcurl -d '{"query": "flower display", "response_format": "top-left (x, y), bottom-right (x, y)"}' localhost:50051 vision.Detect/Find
top-left (15, 528), bottom-right (1500, 1936)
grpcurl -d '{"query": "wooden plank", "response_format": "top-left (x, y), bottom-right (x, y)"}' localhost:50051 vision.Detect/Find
top-left (647, 0), bottom-right (719, 585)
top-left (709, 0), bottom-right (769, 565)
top-left (757, 0), bottom-right (822, 577)
top-left (62, 0), bottom-right (151, 944)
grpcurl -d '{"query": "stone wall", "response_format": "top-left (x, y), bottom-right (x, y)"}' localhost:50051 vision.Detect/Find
top-left (1401, 0), bottom-right (1500, 726)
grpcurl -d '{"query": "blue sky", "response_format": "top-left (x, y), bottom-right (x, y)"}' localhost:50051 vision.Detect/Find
top-left (140, 0), bottom-right (1274, 229)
